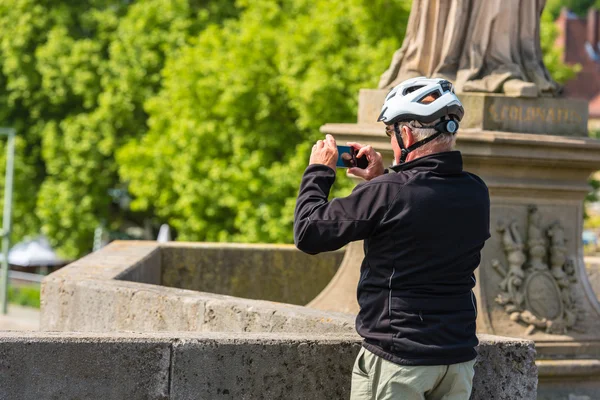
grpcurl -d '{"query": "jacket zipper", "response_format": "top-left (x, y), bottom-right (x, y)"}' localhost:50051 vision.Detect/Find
top-left (388, 268), bottom-right (395, 317)
top-left (471, 276), bottom-right (477, 318)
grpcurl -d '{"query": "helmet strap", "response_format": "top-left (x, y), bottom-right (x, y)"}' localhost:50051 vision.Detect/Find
top-left (393, 122), bottom-right (444, 164)
top-left (393, 123), bottom-right (409, 163)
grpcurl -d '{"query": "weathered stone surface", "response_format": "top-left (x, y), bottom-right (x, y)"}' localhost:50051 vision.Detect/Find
top-left (357, 89), bottom-right (588, 136)
top-left (470, 335), bottom-right (537, 400)
top-left (38, 241), bottom-right (537, 398)
top-left (538, 359), bottom-right (600, 400)
top-left (44, 240), bottom-right (161, 283)
top-left (0, 332), bottom-right (536, 400)
top-left (460, 94), bottom-right (588, 136)
top-left (170, 333), bottom-right (535, 400)
top-left (0, 332), bottom-right (171, 400)
top-left (358, 89), bottom-right (388, 124)
top-left (41, 271), bottom-right (355, 334)
top-left (171, 334), bottom-right (361, 400)
top-left (41, 241), bottom-right (352, 334)
top-left (162, 242), bottom-right (343, 305)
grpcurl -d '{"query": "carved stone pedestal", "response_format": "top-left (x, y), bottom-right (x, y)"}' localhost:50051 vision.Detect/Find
top-left (312, 90), bottom-right (600, 399)
top-left (359, 89), bottom-right (589, 136)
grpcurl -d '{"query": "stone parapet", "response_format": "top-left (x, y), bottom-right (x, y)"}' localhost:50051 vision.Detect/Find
top-left (0, 332), bottom-right (536, 400)
top-left (162, 242), bottom-right (344, 305)
top-left (41, 241), bottom-right (353, 334)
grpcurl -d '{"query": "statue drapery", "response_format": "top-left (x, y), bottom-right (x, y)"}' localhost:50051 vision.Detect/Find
top-left (378, 0), bottom-right (560, 97)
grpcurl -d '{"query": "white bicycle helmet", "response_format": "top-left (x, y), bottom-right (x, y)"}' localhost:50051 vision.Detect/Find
top-left (377, 77), bottom-right (465, 163)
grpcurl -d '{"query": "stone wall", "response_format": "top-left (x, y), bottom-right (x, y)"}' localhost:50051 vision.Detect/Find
top-left (38, 241), bottom-right (539, 399)
top-left (41, 242), bottom-right (353, 334)
top-left (0, 332), bottom-right (537, 400)
top-left (161, 243), bottom-right (344, 305)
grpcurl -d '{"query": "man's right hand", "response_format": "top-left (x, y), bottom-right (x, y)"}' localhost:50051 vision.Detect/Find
top-left (346, 142), bottom-right (385, 181)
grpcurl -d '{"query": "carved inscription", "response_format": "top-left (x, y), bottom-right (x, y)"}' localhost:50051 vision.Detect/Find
top-left (488, 104), bottom-right (583, 125)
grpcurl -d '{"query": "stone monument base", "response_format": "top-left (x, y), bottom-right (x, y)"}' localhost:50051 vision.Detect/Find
top-left (359, 89), bottom-right (588, 136)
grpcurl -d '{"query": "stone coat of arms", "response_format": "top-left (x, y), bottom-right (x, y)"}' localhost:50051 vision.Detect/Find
top-left (492, 206), bottom-right (579, 335)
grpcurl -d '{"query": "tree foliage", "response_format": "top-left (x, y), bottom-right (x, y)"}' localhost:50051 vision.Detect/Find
top-left (546, 0), bottom-right (596, 19)
top-left (117, 0), bottom-right (410, 243)
top-left (0, 0), bottom-right (585, 258)
top-left (0, 0), bottom-right (236, 258)
top-left (540, 5), bottom-right (581, 85)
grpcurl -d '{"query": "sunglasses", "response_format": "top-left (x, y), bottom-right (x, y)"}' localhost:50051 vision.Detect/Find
top-left (385, 125), bottom-right (394, 138)
top-left (386, 122), bottom-right (416, 137)
top-left (385, 124), bottom-right (404, 138)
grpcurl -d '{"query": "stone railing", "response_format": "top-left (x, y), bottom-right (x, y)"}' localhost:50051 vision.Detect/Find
top-left (0, 332), bottom-right (536, 400)
top-left (41, 241), bottom-right (349, 333)
top-left (37, 241), bottom-right (538, 399)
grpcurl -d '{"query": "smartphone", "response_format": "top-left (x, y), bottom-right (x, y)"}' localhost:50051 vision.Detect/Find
top-left (336, 145), bottom-right (369, 169)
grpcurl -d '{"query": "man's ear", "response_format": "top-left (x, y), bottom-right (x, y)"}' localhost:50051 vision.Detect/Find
top-left (401, 125), bottom-right (415, 148)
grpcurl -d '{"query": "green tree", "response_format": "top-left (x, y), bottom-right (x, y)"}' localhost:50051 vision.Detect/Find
top-left (117, 0), bottom-right (411, 243)
top-left (540, 6), bottom-right (581, 85)
top-left (546, 0), bottom-right (596, 19)
top-left (0, 0), bottom-right (236, 258)
top-left (0, 0), bottom-right (587, 258)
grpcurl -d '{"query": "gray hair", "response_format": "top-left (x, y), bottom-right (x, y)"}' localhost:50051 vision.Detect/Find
top-left (401, 120), bottom-right (456, 150)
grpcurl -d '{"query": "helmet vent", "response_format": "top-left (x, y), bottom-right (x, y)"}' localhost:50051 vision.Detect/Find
top-left (403, 85), bottom-right (425, 95)
top-left (417, 90), bottom-right (441, 104)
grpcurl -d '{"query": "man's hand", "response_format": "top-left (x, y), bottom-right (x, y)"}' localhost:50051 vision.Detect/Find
top-left (346, 142), bottom-right (385, 181)
top-left (309, 134), bottom-right (338, 170)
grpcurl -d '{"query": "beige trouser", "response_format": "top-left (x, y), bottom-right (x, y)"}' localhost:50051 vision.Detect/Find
top-left (350, 347), bottom-right (476, 400)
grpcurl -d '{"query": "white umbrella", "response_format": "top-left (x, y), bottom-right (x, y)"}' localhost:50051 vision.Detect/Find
top-left (0, 236), bottom-right (64, 267)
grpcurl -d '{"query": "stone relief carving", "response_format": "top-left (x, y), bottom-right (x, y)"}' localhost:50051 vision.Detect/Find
top-left (493, 205), bottom-right (580, 335)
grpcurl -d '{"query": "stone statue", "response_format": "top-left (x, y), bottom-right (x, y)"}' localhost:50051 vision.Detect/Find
top-left (379, 0), bottom-right (560, 97)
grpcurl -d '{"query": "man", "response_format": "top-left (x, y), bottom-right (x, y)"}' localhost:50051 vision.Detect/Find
top-left (294, 77), bottom-right (490, 400)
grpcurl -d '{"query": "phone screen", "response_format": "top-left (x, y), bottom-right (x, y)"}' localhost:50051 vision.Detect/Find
top-left (336, 145), bottom-right (354, 168)
top-left (336, 145), bottom-right (369, 169)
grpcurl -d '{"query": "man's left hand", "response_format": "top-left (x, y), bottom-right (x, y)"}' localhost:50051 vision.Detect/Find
top-left (309, 134), bottom-right (338, 170)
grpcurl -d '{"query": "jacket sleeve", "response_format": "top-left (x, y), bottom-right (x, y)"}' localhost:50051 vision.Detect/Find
top-left (294, 164), bottom-right (396, 255)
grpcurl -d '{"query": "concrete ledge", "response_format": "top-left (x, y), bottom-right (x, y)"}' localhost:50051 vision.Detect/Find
top-left (42, 277), bottom-right (355, 334)
top-left (162, 242), bottom-right (343, 305)
top-left (0, 332), bottom-right (536, 400)
top-left (41, 242), bottom-right (349, 334)
top-left (0, 332), bottom-right (171, 400)
top-left (537, 359), bottom-right (600, 377)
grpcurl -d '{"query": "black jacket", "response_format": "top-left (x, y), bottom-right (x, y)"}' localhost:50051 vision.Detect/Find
top-left (294, 151), bottom-right (490, 366)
